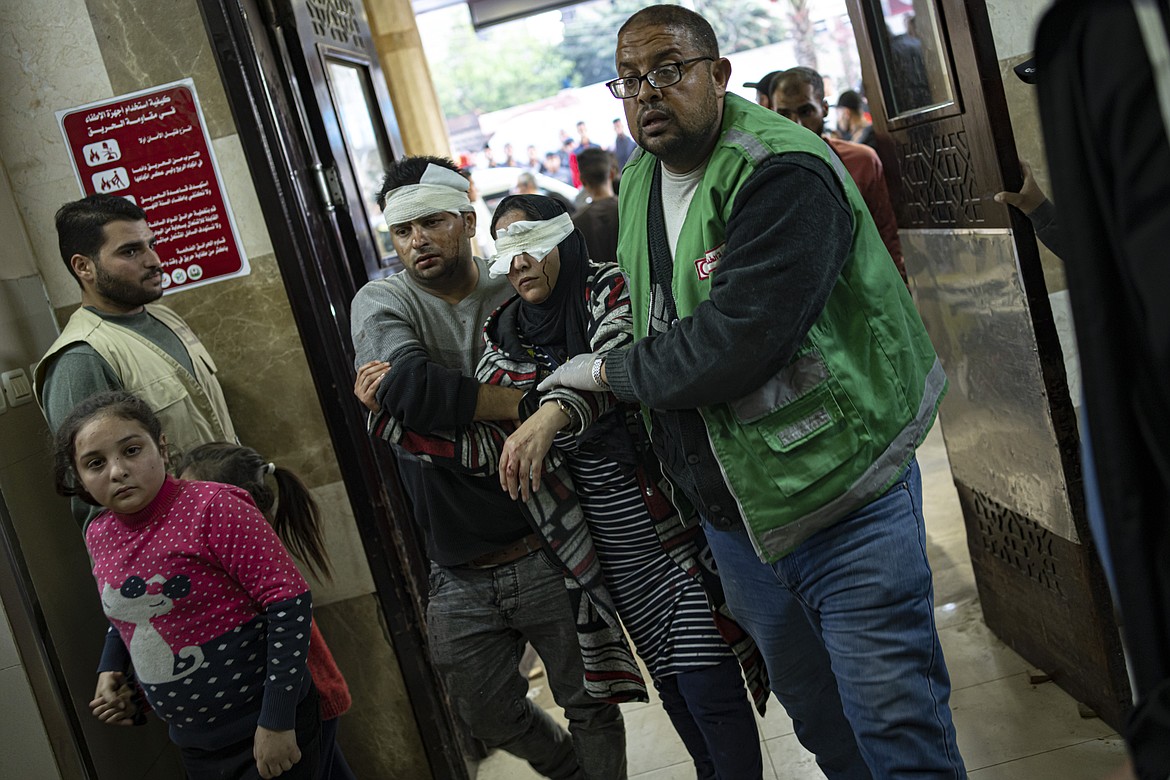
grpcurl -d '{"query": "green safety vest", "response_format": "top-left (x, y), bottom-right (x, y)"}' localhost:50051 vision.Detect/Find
top-left (617, 93), bottom-right (946, 562)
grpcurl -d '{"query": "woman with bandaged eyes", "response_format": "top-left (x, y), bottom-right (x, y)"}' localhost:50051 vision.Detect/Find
top-left (475, 194), bottom-right (769, 780)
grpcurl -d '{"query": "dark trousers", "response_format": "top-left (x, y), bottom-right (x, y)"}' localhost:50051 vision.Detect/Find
top-left (319, 717), bottom-right (356, 780)
top-left (427, 553), bottom-right (627, 779)
top-left (180, 686), bottom-right (322, 780)
top-left (655, 657), bottom-right (764, 780)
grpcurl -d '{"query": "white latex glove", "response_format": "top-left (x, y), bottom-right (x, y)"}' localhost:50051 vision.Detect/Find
top-left (537, 352), bottom-right (605, 393)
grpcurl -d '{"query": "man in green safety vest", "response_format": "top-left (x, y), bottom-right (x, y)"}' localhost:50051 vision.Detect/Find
top-left (540, 5), bottom-right (966, 777)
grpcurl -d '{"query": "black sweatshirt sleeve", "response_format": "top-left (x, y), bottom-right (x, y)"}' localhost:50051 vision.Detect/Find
top-left (351, 283), bottom-right (482, 433)
top-left (606, 152), bottom-right (854, 409)
top-left (376, 352), bottom-right (480, 433)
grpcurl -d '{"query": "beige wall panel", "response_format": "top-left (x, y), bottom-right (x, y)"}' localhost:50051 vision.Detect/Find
top-left (0, 159), bottom-right (38, 280)
top-left (0, 664), bottom-right (63, 780)
top-left (365, 0), bottom-right (453, 157)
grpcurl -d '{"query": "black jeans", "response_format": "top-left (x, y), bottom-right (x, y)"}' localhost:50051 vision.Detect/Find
top-left (427, 553), bottom-right (627, 779)
top-left (180, 686), bottom-right (322, 780)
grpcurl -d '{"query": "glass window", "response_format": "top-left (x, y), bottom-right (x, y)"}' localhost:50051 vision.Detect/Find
top-left (869, 0), bottom-right (956, 120)
top-left (325, 58), bottom-right (397, 267)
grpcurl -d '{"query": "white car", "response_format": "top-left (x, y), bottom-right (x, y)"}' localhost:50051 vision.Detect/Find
top-left (468, 166), bottom-right (582, 214)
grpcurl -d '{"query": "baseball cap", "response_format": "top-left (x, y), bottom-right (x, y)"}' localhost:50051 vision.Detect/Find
top-left (1013, 57), bottom-right (1037, 84)
top-left (743, 70), bottom-right (783, 93)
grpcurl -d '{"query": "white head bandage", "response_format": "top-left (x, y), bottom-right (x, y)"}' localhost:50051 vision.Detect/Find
top-left (381, 163), bottom-right (474, 227)
top-left (488, 213), bottom-right (575, 277)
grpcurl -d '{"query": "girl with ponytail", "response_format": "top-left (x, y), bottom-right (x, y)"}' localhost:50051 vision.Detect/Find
top-left (177, 442), bottom-right (355, 780)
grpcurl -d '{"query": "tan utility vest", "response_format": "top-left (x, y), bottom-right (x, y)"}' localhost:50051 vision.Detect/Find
top-left (34, 304), bottom-right (237, 456)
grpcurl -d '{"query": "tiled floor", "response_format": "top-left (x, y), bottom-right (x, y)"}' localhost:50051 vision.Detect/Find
top-left (475, 422), bottom-right (1129, 778)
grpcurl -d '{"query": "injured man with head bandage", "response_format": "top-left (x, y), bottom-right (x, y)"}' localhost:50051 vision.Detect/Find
top-left (354, 178), bottom-right (768, 777)
top-left (347, 157), bottom-right (631, 780)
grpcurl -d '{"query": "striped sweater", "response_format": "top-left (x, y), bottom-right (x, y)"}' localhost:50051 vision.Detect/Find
top-left (368, 263), bottom-right (768, 710)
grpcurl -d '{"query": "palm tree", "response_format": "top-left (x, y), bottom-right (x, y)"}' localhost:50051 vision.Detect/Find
top-left (786, 0), bottom-right (819, 71)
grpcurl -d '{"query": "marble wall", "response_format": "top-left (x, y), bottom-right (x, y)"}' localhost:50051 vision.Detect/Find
top-left (85, 0), bottom-right (235, 140)
top-left (315, 595), bottom-right (431, 779)
top-left (75, 0), bottom-right (347, 491)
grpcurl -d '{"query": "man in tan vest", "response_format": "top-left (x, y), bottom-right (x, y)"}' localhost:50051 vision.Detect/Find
top-left (34, 193), bottom-right (236, 526)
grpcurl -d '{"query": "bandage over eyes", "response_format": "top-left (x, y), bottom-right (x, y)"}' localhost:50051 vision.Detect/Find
top-left (488, 213), bottom-right (575, 277)
top-left (381, 163), bottom-right (474, 227)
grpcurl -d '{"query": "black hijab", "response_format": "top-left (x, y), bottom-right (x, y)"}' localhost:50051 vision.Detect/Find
top-left (492, 194), bottom-right (642, 466)
top-left (491, 195), bottom-right (592, 359)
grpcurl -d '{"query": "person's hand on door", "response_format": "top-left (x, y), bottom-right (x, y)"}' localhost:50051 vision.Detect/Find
top-left (994, 159), bottom-right (1047, 214)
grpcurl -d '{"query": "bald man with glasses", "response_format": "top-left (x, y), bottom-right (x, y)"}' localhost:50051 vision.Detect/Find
top-left (544, 6), bottom-right (966, 778)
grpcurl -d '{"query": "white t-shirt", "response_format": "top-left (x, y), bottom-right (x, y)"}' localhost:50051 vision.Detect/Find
top-left (659, 161), bottom-right (709, 258)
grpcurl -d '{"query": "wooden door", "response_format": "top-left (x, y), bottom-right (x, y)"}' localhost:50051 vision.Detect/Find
top-left (845, 0), bottom-right (1131, 729)
top-left (199, 0), bottom-right (471, 776)
top-left (273, 0), bottom-right (405, 281)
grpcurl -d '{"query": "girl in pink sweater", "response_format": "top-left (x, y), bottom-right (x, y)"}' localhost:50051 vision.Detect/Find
top-left (54, 391), bottom-right (319, 780)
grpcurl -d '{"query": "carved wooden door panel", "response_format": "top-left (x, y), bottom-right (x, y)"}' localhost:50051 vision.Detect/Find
top-left (846, 0), bottom-right (1131, 728)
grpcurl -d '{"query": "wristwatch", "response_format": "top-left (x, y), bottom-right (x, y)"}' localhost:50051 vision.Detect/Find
top-left (553, 398), bottom-right (575, 430)
top-left (592, 356), bottom-right (608, 389)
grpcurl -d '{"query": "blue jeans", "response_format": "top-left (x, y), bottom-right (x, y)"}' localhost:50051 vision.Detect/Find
top-left (1079, 405), bottom-right (1117, 596)
top-left (704, 459), bottom-right (966, 778)
top-left (655, 656), bottom-right (764, 779)
top-left (426, 550), bottom-right (627, 779)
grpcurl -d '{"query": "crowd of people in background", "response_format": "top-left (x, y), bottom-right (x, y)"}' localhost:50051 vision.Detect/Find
top-left (456, 79), bottom-right (876, 208)
top-left (457, 117), bottom-right (641, 190)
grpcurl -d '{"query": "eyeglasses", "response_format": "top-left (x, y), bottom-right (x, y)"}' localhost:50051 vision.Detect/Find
top-left (606, 57), bottom-right (714, 99)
